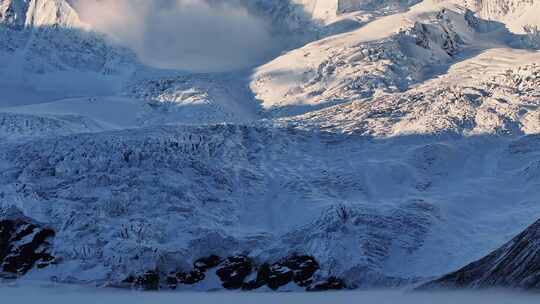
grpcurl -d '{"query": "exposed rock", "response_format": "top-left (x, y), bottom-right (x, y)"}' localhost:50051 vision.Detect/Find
top-left (122, 275), bottom-right (136, 284)
top-left (242, 255), bottom-right (319, 290)
top-left (267, 264), bottom-right (294, 290)
top-left (194, 255), bottom-right (222, 271)
top-left (166, 255), bottom-right (222, 289)
top-left (216, 255), bottom-right (253, 289)
top-left (135, 271), bottom-right (160, 291)
top-left (242, 263), bottom-right (270, 290)
top-left (281, 255), bottom-right (320, 287)
top-left (176, 269), bottom-right (206, 285)
top-left (0, 208), bottom-right (55, 276)
top-left (421, 218), bottom-right (540, 290)
top-left (166, 274), bottom-right (178, 289)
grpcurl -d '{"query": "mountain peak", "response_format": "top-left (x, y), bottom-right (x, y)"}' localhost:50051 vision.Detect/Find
top-left (0, 0), bottom-right (82, 29)
top-left (0, 0), bottom-right (29, 27)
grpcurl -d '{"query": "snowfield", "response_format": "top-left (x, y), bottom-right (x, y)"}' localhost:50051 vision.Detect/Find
top-left (2, 283), bottom-right (540, 304)
top-left (1, 0), bottom-right (540, 293)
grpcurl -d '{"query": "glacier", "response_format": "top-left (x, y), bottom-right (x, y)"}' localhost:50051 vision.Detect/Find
top-left (0, 0), bottom-right (540, 292)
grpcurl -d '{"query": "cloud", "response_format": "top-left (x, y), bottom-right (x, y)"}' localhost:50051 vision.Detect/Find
top-left (73, 0), bottom-right (276, 72)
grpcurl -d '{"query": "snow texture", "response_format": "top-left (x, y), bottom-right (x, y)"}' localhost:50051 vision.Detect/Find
top-left (423, 217), bottom-right (540, 289)
top-left (0, 0), bottom-right (539, 291)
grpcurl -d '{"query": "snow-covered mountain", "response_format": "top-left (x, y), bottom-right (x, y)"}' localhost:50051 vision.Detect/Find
top-left (422, 217), bottom-right (540, 289)
top-left (0, 0), bottom-right (80, 28)
top-left (0, 0), bottom-right (134, 107)
top-left (448, 0), bottom-right (540, 31)
top-left (252, 1), bottom-right (475, 117)
top-left (0, 0), bottom-right (127, 68)
top-left (0, 0), bottom-right (539, 292)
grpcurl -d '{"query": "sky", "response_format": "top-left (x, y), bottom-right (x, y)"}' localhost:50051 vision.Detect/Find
top-left (73, 0), bottom-right (277, 72)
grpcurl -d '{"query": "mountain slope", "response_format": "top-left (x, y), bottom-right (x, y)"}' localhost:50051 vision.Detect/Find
top-left (250, 0), bottom-right (515, 117)
top-left (422, 217), bottom-right (540, 289)
top-left (0, 0), bottom-right (135, 107)
top-left (0, 0), bottom-right (539, 292)
top-left (2, 123), bottom-right (540, 288)
top-left (448, 0), bottom-right (540, 32)
top-left (286, 52), bottom-right (540, 136)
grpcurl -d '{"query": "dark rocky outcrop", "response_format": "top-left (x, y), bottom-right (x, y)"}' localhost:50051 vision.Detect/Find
top-left (177, 269), bottom-right (206, 284)
top-left (124, 254), bottom-right (340, 291)
top-left (242, 263), bottom-right (270, 290)
top-left (165, 255), bottom-right (223, 290)
top-left (166, 269), bottom-right (206, 289)
top-left (0, 208), bottom-right (55, 276)
top-left (216, 255), bottom-right (253, 289)
top-left (281, 255), bottom-right (320, 286)
top-left (264, 263), bottom-right (295, 290)
top-left (124, 270), bottom-right (161, 291)
top-left (243, 255), bottom-right (320, 290)
top-left (421, 218), bottom-right (540, 290)
top-left (137, 271), bottom-right (160, 291)
top-left (194, 255), bottom-right (222, 271)
top-left (243, 262), bottom-right (293, 290)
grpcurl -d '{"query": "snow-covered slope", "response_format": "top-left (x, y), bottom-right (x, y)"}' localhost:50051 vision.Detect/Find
top-left (0, 0), bottom-right (135, 107)
top-left (286, 52), bottom-right (540, 136)
top-left (1, 0), bottom-right (540, 292)
top-left (0, 111), bottom-right (106, 140)
top-left (447, 0), bottom-right (540, 32)
top-left (2, 121), bottom-right (540, 288)
top-left (289, 0), bottom-right (420, 24)
top-left (290, 0), bottom-right (422, 22)
top-left (422, 217), bottom-right (540, 289)
top-left (251, 1), bottom-right (503, 117)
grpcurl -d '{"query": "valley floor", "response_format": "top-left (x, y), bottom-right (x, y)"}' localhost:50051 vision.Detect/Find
top-left (2, 282), bottom-right (540, 304)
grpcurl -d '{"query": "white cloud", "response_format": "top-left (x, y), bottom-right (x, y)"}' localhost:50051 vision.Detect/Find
top-left (74, 0), bottom-right (275, 72)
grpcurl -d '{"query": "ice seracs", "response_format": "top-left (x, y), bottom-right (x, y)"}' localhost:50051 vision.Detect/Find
top-left (1, 0), bottom-right (540, 292)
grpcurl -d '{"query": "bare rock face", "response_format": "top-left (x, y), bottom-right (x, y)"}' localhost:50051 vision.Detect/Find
top-left (216, 256), bottom-right (254, 290)
top-left (0, 208), bottom-right (55, 276)
top-left (422, 218), bottom-right (540, 290)
top-left (243, 255), bottom-right (320, 290)
top-left (125, 254), bottom-right (337, 291)
top-left (123, 270), bottom-right (161, 291)
top-left (0, 0), bottom-right (30, 28)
